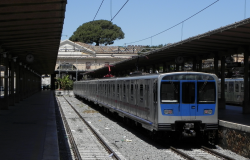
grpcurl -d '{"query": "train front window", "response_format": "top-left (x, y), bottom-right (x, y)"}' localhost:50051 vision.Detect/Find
top-left (182, 82), bottom-right (195, 104)
top-left (161, 82), bottom-right (179, 103)
top-left (198, 82), bottom-right (215, 104)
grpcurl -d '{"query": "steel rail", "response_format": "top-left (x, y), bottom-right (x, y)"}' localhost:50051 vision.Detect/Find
top-left (56, 97), bottom-right (82, 160)
top-left (63, 96), bottom-right (121, 160)
top-left (201, 146), bottom-right (235, 160)
top-left (170, 146), bottom-right (195, 160)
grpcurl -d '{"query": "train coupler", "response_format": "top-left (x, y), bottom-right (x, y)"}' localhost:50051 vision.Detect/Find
top-left (182, 123), bottom-right (196, 137)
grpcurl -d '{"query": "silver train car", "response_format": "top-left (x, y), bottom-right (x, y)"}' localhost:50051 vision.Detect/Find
top-left (74, 72), bottom-right (218, 140)
top-left (218, 78), bottom-right (244, 105)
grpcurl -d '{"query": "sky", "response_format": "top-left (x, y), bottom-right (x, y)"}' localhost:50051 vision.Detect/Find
top-left (61, 0), bottom-right (250, 47)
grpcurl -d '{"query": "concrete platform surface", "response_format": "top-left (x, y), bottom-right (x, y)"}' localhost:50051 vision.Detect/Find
top-left (0, 91), bottom-right (59, 160)
top-left (219, 105), bottom-right (250, 132)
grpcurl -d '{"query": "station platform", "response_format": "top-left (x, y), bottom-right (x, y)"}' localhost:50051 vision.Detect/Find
top-left (219, 105), bottom-right (250, 132)
top-left (0, 90), bottom-right (59, 160)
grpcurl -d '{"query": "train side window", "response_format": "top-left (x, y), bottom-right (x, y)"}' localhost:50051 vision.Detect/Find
top-left (113, 84), bottom-right (115, 97)
top-left (229, 82), bottom-right (234, 92)
top-left (123, 84), bottom-right (126, 98)
top-left (131, 84), bottom-right (134, 100)
top-left (241, 83), bottom-right (244, 92)
top-left (235, 83), bottom-right (239, 92)
top-left (120, 84), bottom-right (122, 99)
top-left (140, 84), bottom-right (143, 101)
top-left (104, 84), bottom-right (106, 95)
top-left (117, 84), bottom-right (119, 97)
top-left (225, 83), bottom-right (227, 92)
top-left (153, 81), bottom-right (158, 103)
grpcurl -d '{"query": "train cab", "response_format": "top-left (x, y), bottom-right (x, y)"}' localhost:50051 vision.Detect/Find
top-left (159, 73), bottom-right (218, 137)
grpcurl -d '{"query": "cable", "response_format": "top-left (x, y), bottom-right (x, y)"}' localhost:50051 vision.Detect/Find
top-left (181, 22), bottom-right (184, 41)
top-left (111, 0), bottom-right (129, 21)
top-left (126, 0), bottom-right (219, 44)
top-left (93, 0), bottom-right (105, 21)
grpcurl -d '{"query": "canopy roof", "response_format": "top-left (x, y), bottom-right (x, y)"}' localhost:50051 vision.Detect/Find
top-left (86, 18), bottom-right (250, 77)
top-left (0, 0), bottom-right (67, 74)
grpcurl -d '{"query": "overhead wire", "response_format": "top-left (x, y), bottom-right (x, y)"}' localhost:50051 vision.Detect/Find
top-left (111, 0), bottom-right (129, 21)
top-left (181, 22), bottom-right (184, 41)
top-left (93, 0), bottom-right (105, 21)
top-left (126, 0), bottom-right (219, 44)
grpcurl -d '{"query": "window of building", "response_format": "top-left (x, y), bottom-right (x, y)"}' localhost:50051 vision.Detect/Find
top-left (86, 62), bottom-right (91, 69)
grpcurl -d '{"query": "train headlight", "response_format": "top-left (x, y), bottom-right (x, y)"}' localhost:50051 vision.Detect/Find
top-left (164, 109), bottom-right (173, 114)
top-left (204, 109), bottom-right (213, 114)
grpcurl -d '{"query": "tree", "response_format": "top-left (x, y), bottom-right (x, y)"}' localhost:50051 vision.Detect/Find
top-left (69, 20), bottom-right (125, 46)
top-left (56, 75), bottom-right (73, 90)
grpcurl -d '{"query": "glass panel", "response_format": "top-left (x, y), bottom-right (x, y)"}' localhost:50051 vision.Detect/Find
top-left (225, 84), bottom-right (227, 92)
top-left (229, 82), bottom-right (234, 92)
top-left (140, 84), bottom-right (143, 97)
top-left (241, 83), bottom-right (244, 92)
top-left (182, 82), bottom-right (195, 104)
top-left (198, 82), bottom-right (215, 103)
top-left (160, 82), bottom-right (179, 103)
top-left (235, 83), bottom-right (239, 92)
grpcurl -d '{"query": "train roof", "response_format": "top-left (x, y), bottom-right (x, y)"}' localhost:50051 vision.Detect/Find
top-left (75, 72), bottom-right (217, 83)
top-left (219, 78), bottom-right (244, 82)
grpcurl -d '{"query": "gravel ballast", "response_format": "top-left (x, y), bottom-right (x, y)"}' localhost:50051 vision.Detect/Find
top-left (63, 95), bottom-right (249, 160)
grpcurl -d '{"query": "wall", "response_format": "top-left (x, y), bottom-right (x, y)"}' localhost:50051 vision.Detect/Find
top-left (218, 120), bottom-right (250, 158)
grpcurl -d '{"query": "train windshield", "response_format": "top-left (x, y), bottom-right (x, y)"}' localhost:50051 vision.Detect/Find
top-left (198, 82), bottom-right (215, 103)
top-left (161, 82), bottom-right (179, 103)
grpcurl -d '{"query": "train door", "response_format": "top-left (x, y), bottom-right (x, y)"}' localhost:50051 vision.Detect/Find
top-left (137, 80), bottom-right (144, 118)
top-left (111, 82), bottom-right (115, 108)
top-left (228, 81), bottom-right (234, 103)
top-left (144, 79), bottom-right (150, 120)
top-left (180, 81), bottom-right (197, 120)
top-left (122, 81), bottom-right (127, 112)
top-left (225, 82), bottom-right (228, 102)
top-left (129, 80), bottom-right (136, 115)
top-left (116, 81), bottom-right (121, 109)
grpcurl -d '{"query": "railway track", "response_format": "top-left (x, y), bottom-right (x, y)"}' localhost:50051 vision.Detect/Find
top-left (170, 146), bottom-right (235, 160)
top-left (57, 96), bottom-right (122, 160)
top-left (60, 95), bottom-right (246, 160)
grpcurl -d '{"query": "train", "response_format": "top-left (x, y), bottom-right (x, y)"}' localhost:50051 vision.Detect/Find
top-left (73, 72), bottom-right (218, 142)
top-left (218, 78), bottom-right (244, 105)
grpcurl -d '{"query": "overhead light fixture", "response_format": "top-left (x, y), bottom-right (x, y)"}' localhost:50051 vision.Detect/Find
top-left (13, 57), bottom-right (18, 62)
top-left (1, 52), bottom-right (7, 58)
top-left (19, 62), bottom-right (22, 66)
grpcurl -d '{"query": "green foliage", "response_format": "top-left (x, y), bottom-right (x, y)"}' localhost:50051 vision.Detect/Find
top-left (56, 75), bottom-right (73, 90)
top-left (69, 20), bottom-right (125, 46)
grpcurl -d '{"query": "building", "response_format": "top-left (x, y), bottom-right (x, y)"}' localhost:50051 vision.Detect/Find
top-left (55, 40), bottom-right (144, 80)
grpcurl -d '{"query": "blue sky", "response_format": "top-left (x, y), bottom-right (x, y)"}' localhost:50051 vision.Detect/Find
top-left (61, 0), bottom-right (250, 46)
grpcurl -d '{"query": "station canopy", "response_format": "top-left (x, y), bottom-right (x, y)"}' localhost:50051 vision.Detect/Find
top-left (86, 18), bottom-right (250, 77)
top-left (0, 0), bottom-right (67, 74)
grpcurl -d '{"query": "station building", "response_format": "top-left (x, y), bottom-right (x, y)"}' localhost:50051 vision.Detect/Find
top-left (54, 40), bottom-right (144, 80)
